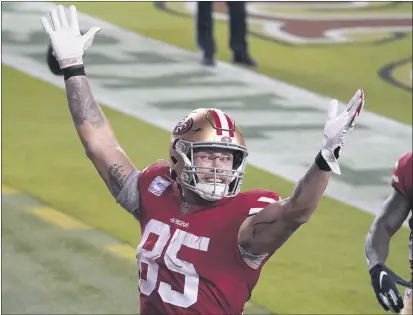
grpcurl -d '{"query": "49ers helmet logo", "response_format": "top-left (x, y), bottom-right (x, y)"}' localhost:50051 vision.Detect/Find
top-left (172, 117), bottom-right (193, 135)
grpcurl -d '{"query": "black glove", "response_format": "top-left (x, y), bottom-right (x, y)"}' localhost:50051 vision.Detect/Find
top-left (370, 263), bottom-right (404, 313)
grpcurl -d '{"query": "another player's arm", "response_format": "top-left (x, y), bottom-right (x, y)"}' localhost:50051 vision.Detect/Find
top-left (65, 76), bottom-right (136, 198)
top-left (239, 160), bottom-right (330, 255)
top-left (364, 188), bottom-right (411, 269)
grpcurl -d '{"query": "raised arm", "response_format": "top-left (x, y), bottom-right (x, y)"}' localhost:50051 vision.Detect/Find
top-left (239, 89), bottom-right (364, 255)
top-left (65, 75), bottom-right (136, 197)
top-left (40, 5), bottom-right (139, 211)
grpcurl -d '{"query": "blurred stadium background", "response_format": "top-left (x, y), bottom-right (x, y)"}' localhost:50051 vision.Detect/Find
top-left (2, 1), bottom-right (412, 314)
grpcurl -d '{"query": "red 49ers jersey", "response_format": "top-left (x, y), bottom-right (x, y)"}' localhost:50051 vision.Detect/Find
top-left (391, 152), bottom-right (413, 277)
top-left (392, 152), bottom-right (412, 208)
top-left (136, 162), bottom-right (280, 315)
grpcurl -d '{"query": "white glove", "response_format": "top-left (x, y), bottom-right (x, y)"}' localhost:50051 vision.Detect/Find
top-left (321, 89), bottom-right (365, 175)
top-left (40, 5), bottom-right (101, 69)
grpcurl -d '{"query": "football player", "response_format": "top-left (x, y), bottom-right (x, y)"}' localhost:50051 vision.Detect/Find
top-left (365, 152), bottom-right (412, 314)
top-left (41, 5), bottom-right (365, 314)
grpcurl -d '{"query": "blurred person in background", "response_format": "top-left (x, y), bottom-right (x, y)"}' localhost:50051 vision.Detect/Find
top-left (196, 1), bottom-right (256, 67)
top-left (365, 152), bottom-right (412, 314)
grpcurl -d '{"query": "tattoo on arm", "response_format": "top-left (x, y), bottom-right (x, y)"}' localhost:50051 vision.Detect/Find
top-left (240, 162), bottom-right (330, 255)
top-left (244, 212), bottom-right (299, 255)
top-left (252, 220), bottom-right (276, 238)
top-left (108, 164), bottom-right (128, 197)
top-left (290, 162), bottom-right (330, 212)
top-left (64, 76), bottom-right (136, 203)
top-left (65, 76), bottom-right (105, 128)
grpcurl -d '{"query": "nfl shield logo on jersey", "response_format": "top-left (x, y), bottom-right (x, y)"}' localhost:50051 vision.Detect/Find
top-left (148, 176), bottom-right (171, 196)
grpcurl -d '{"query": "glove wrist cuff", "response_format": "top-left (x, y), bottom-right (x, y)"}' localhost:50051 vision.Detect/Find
top-left (315, 151), bottom-right (331, 172)
top-left (63, 65), bottom-right (86, 81)
top-left (320, 147), bottom-right (342, 175)
top-left (58, 56), bottom-right (83, 69)
top-left (369, 263), bottom-right (385, 275)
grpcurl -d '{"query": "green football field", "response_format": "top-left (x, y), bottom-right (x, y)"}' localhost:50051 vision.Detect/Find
top-left (2, 2), bottom-right (412, 314)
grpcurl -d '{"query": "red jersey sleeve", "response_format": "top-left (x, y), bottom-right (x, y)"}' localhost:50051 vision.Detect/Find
top-left (233, 189), bottom-right (281, 270)
top-left (138, 162), bottom-right (173, 220)
top-left (391, 152), bottom-right (412, 203)
top-left (243, 188), bottom-right (281, 216)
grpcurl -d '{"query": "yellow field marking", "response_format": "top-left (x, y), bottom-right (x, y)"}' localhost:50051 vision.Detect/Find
top-left (2, 185), bottom-right (21, 195)
top-left (105, 244), bottom-right (136, 261)
top-left (30, 206), bottom-right (91, 230)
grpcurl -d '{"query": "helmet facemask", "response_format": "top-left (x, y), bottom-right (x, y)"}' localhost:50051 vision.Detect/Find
top-left (173, 139), bottom-right (248, 202)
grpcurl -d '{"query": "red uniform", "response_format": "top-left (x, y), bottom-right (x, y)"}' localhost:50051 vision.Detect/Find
top-left (391, 152), bottom-right (413, 279)
top-left (392, 152), bottom-right (413, 207)
top-left (136, 162), bottom-right (280, 315)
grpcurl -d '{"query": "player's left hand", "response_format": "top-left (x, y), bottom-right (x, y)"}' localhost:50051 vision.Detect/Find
top-left (370, 263), bottom-right (404, 313)
top-left (321, 89), bottom-right (364, 174)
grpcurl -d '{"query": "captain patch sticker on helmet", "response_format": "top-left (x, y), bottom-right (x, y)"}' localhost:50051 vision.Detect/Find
top-left (172, 117), bottom-right (193, 135)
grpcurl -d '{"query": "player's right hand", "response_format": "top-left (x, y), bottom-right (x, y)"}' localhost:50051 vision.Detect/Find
top-left (370, 263), bottom-right (404, 313)
top-left (40, 5), bottom-right (101, 69)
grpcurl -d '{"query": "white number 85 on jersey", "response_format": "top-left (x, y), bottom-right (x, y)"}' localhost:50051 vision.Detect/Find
top-left (137, 219), bottom-right (210, 308)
